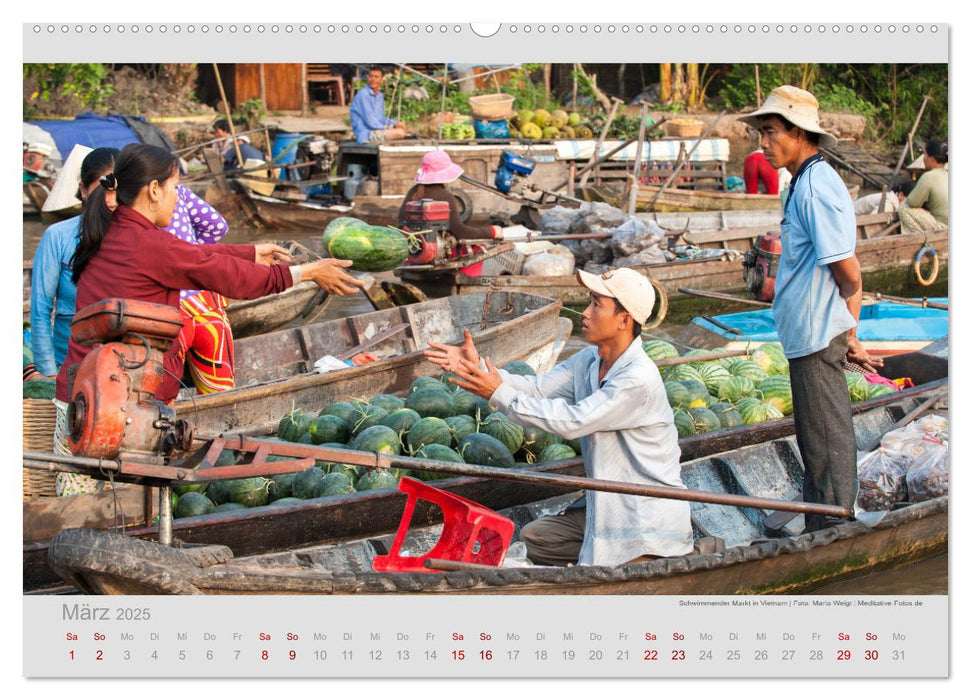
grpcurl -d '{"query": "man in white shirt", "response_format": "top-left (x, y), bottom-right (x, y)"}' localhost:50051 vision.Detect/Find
top-left (424, 268), bottom-right (694, 567)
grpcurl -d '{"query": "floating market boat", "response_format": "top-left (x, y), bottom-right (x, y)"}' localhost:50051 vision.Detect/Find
top-left (688, 298), bottom-right (948, 356)
top-left (45, 377), bottom-right (948, 595)
top-left (24, 342), bottom-right (947, 593)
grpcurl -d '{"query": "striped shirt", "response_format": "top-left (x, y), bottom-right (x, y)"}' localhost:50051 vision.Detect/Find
top-left (490, 338), bottom-right (694, 567)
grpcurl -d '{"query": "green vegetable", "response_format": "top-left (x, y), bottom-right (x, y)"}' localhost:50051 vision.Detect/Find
top-left (325, 218), bottom-right (411, 272)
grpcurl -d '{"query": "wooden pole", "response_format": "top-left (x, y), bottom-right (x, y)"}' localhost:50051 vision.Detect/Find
top-left (754, 64), bottom-right (762, 107)
top-left (211, 63), bottom-right (244, 171)
top-left (572, 63), bottom-right (578, 108)
top-left (300, 63), bottom-right (309, 117)
top-left (648, 111), bottom-right (726, 209)
top-left (579, 97), bottom-right (623, 188)
top-left (543, 63), bottom-right (551, 101)
top-left (437, 64), bottom-right (448, 141)
top-left (258, 64), bottom-right (267, 110)
top-left (892, 94), bottom-right (931, 178)
top-left (628, 102), bottom-right (651, 215)
top-left (678, 286), bottom-right (771, 307)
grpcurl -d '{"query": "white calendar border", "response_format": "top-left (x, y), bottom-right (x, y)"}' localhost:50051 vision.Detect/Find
top-left (8, 0), bottom-right (963, 693)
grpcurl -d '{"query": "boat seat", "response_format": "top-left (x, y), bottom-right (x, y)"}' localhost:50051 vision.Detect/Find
top-left (372, 477), bottom-right (514, 573)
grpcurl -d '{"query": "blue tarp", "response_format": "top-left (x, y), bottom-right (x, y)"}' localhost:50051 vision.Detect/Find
top-left (25, 113), bottom-right (173, 160)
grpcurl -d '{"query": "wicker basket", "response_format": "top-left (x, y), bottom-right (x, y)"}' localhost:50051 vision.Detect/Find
top-left (666, 119), bottom-right (705, 138)
top-left (469, 94), bottom-right (515, 121)
top-left (23, 398), bottom-right (58, 500)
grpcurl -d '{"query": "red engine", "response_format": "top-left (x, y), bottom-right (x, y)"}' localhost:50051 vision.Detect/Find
top-left (742, 234), bottom-right (783, 302)
top-left (66, 299), bottom-right (193, 463)
top-left (400, 199), bottom-right (452, 265)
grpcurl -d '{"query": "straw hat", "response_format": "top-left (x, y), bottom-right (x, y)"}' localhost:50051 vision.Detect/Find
top-left (576, 267), bottom-right (656, 325)
top-left (739, 85), bottom-right (837, 149)
top-left (414, 150), bottom-right (464, 185)
top-left (41, 144), bottom-right (93, 213)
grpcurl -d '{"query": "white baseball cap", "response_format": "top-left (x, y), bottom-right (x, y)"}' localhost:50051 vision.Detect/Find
top-left (576, 267), bottom-right (656, 325)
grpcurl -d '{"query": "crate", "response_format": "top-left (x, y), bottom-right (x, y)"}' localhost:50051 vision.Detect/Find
top-left (666, 119), bottom-right (705, 138)
top-left (481, 248), bottom-right (525, 276)
top-left (23, 399), bottom-right (57, 500)
top-left (469, 93), bottom-right (515, 120)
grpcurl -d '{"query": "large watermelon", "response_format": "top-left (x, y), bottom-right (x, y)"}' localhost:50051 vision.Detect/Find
top-left (206, 479), bottom-right (233, 505)
top-left (405, 387), bottom-right (454, 419)
top-left (642, 339), bottom-right (679, 362)
top-left (752, 343), bottom-right (789, 375)
top-left (413, 443), bottom-right (465, 480)
top-left (381, 408), bottom-right (423, 438)
top-left (308, 414), bottom-right (350, 445)
top-left (479, 413), bottom-right (525, 455)
top-left (320, 401), bottom-right (357, 423)
top-left (173, 492), bottom-right (214, 519)
top-left (519, 426), bottom-right (563, 462)
top-left (409, 376), bottom-right (449, 394)
top-left (689, 407), bottom-right (722, 434)
top-left (322, 216), bottom-right (362, 251)
top-left (325, 218), bottom-right (411, 272)
top-left (537, 443), bottom-right (577, 463)
top-left (728, 359), bottom-right (770, 383)
top-left (756, 376), bottom-right (794, 415)
top-left (350, 425), bottom-right (402, 455)
top-left (313, 472), bottom-right (356, 497)
top-left (348, 404), bottom-right (389, 435)
top-left (501, 361), bottom-right (536, 376)
top-left (709, 401), bottom-right (743, 429)
top-left (459, 433), bottom-right (516, 468)
top-left (278, 408), bottom-right (313, 442)
top-left (682, 379), bottom-right (712, 409)
top-left (369, 394), bottom-right (406, 412)
top-left (445, 414), bottom-right (478, 446)
top-left (292, 467), bottom-right (327, 499)
top-left (267, 472), bottom-right (298, 502)
top-left (717, 376), bottom-right (756, 403)
top-left (845, 372), bottom-right (870, 403)
top-left (736, 398), bottom-right (784, 424)
top-left (451, 389), bottom-right (492, 419)
top-left (696, 363), bottom-right (732, 395)
top-left (407, 417), bottom-right (453, 452)
top-left (229, 477), bottom-right (272, 507)
top-left (664, 381), bottom-right (691, 410)
top-left (673, 409), bottom-right (696, 437)
top-left (664, 363), bottom-right (704, 385)
top-left (355, 469), bottom-right (400, 492)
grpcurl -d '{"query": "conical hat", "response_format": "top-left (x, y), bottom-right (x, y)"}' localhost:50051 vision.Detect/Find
top-left (41, 144), bottom-right (93, 213)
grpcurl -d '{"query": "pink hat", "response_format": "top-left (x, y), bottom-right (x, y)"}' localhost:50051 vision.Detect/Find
top-left (415, 150), bottom-right (464, 184)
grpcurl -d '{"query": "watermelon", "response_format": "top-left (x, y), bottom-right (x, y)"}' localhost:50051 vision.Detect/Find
top-left (326, 220), bottom-right (411, 272)
top-left (689, 407), bottom-right (721, 434)
top-left (537, 443), bottom-right (577, 463)
top-left (683, 349), bottom-right (719, 368)
top-left (265, 497), bottom-right (306, 508)
top-left (23, 379), bottom-right (56, 399)
top-left (752, 343), bottom-right (789, 375)
top-left (406, 387), bottom-right (454, 419)
top-left (308, 414), bottom-right (350, 445)
top-left (479, 413), bottom-right (525, 455)
top-left (205, 480), bottom-right (233, 505)
top-left (564, 437), bottom-right (583, 455)
top-left (459, 433), bottom-right (516, 468)
top-left (451, 389), bottom-right (492, 420)
top-left (313, 472), bottom-right (356, 497)
top-left (369, 394), bottom-right (406, 412)
top-left (350, 424), bottom-right (402, 455)
top-left (717, 376), bottom-right (756, 403)
top-left (173, 477), bottom-right (209, 496)
top-left (213, 502), bottom-right (247, 513)
top-left (407, 417), bottom-right (453, 452)
top-left (355, 469), bottom-right (400, 492)
top-left (320, 401), bottom-right (357, 423)
top-left (409, 376), bottom-right (449, 394)
top-left (756, 376), bottom-right (794, 415)
top-left (322, 216), bottom-right (363, 251)
top-left (867, 383), bottom-right (896, 399)
top-left (381, 408), bottom-right (423, 438)
top-left (445, 414), bottom-right (478, 445)
top-left (709, 401), bottom-right (743, 429)
top-left (736, 398), bottom-right (784, 424)
top-left (278, 408), bottom-right (313, 442)
top-left (501, 360), bottom-right (536, 376)
top-left (642, 339), bottom-right (679, 361)
top-left (682, 379), bottom-right (712, 409)
top-left (413, 443), bottom-right (465, 480)
top-left (230, 477), bottom-right (272, 507)
top-left (845, 372), bottom-right (870, 403)
top-left (297, 432), bottom-right (314, 444)
top-left (664, 381), bottom-right (691, 410)
top-left (292, 468), bottom-right (327, 499)
top-left (348, 404), bottom-right (389, 435)
top-left (268, 471), bottom-right (299, 502)
top-left (440, 372), bottom-right (463, 392)
top-left (519, 426), bottom-right (563, 462)
top-left (673, 409), bottom-right (696, 437)
top-left (664, 363), bottom-right (704, 385)
top-left (696, 363), bottom-right (732, 395)
top-left (173, 491), bottom-right (214, 519)
top-left (728, 359), bottom-right (770, 383)
top-left (326, 462), bottom-right (366, 484)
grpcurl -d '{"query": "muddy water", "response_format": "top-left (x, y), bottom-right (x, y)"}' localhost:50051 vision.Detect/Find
top-left (22, 217), bottom-right (948, 595)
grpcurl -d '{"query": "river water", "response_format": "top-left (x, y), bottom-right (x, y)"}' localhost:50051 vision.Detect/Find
top-left (22, 217), bottom-right (947, 596)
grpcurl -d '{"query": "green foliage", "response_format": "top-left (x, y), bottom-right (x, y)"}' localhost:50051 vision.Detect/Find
top-left (232, 98), bottom-right (266, 130)
top-left (24, 63), bottom-right (115, 111)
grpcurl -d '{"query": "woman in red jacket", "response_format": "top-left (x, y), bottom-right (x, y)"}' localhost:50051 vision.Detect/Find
top-left (53, 143), bottom-right (363, 494)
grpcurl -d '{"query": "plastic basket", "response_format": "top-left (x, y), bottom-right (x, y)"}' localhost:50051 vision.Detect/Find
top-left (666, 119), bottom-right (704, 138)
top-left (469, 94), bottom-right (515, 120)
top-left (23, 399), bottom-right (57, 500)
top-left (481, 248), bottom-right (525, 276)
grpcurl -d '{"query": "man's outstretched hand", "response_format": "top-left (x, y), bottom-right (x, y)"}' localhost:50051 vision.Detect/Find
top-left (448, 357), bottom-right (502, 400)
top-left (424, 329), bottom-right (481, 376)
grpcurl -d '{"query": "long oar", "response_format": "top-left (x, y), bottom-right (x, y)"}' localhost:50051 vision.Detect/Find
top-left (679, 286), bottom-right (772, 307)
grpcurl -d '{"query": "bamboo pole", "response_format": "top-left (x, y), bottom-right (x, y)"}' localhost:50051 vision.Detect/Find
top-left (627, 102), bottom-right (651, 215)
top-left (892, 94), bottom-right (931, 178)
top-left (211, 63), bottom-right (244, 171)
top-left (579, 97), bottom-right (623, 188)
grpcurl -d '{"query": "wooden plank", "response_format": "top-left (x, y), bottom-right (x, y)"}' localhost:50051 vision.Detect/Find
top-left (23, 485), bottom-right (154, 542)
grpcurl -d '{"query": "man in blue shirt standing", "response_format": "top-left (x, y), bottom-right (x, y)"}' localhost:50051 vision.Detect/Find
top-left (350, 65), bottom-right (407, 144)
top-left (740, 86), bottom-right (883, 532)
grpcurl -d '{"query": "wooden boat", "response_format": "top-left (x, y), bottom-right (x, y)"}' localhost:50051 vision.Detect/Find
top-left (579, 183), bottom-right (860, 213)
top-left (688, 298), bottom-right (948, 356)
top-left (24, 342), bottom-right (947, 593)
top-left (396, 225), bottom-right (948, 309)
top-left (46, 378), bottom-right (948, 595)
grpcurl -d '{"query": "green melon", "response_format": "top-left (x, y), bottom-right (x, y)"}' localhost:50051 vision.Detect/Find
top-left (664, 363), bottom-right (704, 385)
top-left (322, 216), bottom-right (362, 251)
top-left (736, 398), bottom-right (783, 424)
top-left (682, 379), bottom-right (712, 409)
top-left (445, 414), bottom-right (478, 446)
top-left (409, 376), bottom-right (449, 394)
top-left (642, 339), bottom-right (679, 361)
top-left (355, 469), bottom-right (400, 492)
top-left (348, 404), bottom-right (389, 435)
top-left (381, 407), bottom-right (423, 438)
top-left (265, 497), bottom-right (305, 508)
top-left (413, 443), bottom-right (465, 480)
top-left (440, 372), bottom-right (463, 392)
top-left (173, 480), bottom-right (209, 496)
top-left (717, 376), bottom-right (756, 403)
top-left (564, 437), bottom-right (582, 455)
top-left (450, 389), bottom-right (492, 420)
top-left (405, 387), bottom-right (454, 419)
top-left (291, 467), bottom-right (327, 499)
top-left (867, 383), bottom-right (896, 399)
top-left (267, 472), bottom-right (299, 502)
top-left (326, 221), bottom-right (411, 272)
top-left (673, 409), bottom-right (696, 437)
top-left (537, 443), bottom-right (577, 463)
top-left (501, 360), bottom-right (536, 376)
top-left (229, 477), bottom-right (272, 508)
top-left (406, 417), bottom-right (453, 452)
top-left (752, 343), bottom-right (789, 375)
top-left (519, 426), bottom-right (563, 462)
top-left (664, 381), bottom-right (691, 410)
top-left (479, 413), bottom-right (525, 455)
top-left (313, 471), bottom-right (356, 497)
top-left (205, 480), bottom-right (233, 505)
top-left (459, 433), bottom-right (516, 468)
top-left (689, 407), bottom-right (722, 434)
top-left (278, 408), bottom-right (313, 442)
top-left (308, 414), bottom-right (350, 445)
top-left (696, 363), bottom-right (732, 395)
top-left (213, 502), bottom-right (248, 513)
top-left (320, 401), bottom-right (357, 423)
top-left (728, 359), bottom-right (770, 383)
top-left (173, 491), bottom-right (214, 519)
top-left (845, 372), bottom-right (870, 403)
top-left (709, 402), bottom-right (743, 429)
top-left (756, 376), bottom-right (794, 415)
top-left (349, 424), bottom-right (402, 455)
top-left (369, 394), bottom-right (406, 412)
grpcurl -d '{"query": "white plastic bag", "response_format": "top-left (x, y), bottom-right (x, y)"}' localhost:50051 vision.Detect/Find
top-left (905, 437), bottom-right (948, 502)
top-left (522, 252), bottom-right (575, 277)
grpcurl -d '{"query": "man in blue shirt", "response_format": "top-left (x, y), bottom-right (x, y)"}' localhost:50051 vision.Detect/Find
top-left (212, 119), bottom-right (266, 169)
top-left (741, 86), bottom-right (883, 532)
top-left (350, 65), bottom-right (407, 144)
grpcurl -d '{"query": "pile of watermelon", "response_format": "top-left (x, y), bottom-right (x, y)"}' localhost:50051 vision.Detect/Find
top-left (644, 339), bottom-right (890, 438)
top-left (174, 361), bottom-right (581, 518)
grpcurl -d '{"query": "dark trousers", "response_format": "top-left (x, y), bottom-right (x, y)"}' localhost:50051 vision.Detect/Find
top-left (788, 332), bottom-right (858, 532)
top-left (520, 508), bottom-right (586, 566)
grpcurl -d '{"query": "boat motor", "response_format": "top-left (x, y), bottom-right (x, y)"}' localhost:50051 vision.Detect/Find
top-left (742, 233), bottom-right (783, 302)
top-left (493, 149), bottom-right (536, 195)
top-left (23, 142), bottom-right (56, 179)
top-left (399, 198), bottom-right (454, 266)
top-left (66, 299), bottom-right (193, 464)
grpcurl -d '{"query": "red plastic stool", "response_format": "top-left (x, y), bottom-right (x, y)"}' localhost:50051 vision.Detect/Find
top-left (372, 477), bottom-right (515, 573)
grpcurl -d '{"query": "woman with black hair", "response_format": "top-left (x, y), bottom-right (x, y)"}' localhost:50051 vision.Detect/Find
top-left (905, 138), bottom-right (948, 225)
top-left (55, 142), bottom-right (362, 413)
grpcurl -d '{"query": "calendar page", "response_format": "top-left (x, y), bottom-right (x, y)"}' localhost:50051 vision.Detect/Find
top-left (16, 8), bottom-right (955, 689)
